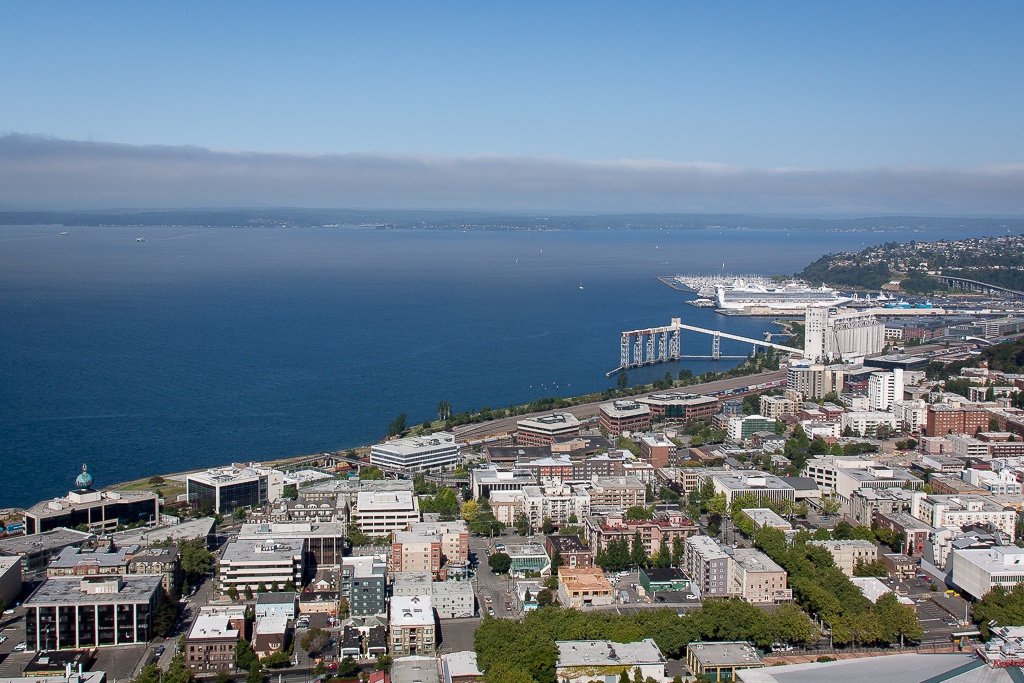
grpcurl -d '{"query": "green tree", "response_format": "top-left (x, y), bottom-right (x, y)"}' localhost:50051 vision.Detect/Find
top-left (337, 657), bottom-right (360, 677)
top-left (179, 538), bottom-right (214, 583)
top-left (514, 512), bottom-right (530, 536)
top-left (625, 505), bottom-right (654, 521)
top-left (536, 588), bottom-right (556, 606)
top-left (551, 549), bottom-right (564, 576)
top-left (374, 654), bottom-right (393, 672)
top-left (245, 665), bottom-right (263, 683)
top-left (359, 465), bottom-right (385, 480)
top-left (300, 627), bottom-right (330, 655)
top-left (617, 372), bottom-right (629, 390)
top-left (135, 664), bottom-right (162, 683)
top-left (244, 585), bottom-right (254, 600)
top-left (153, 590), bottom-right (180, 637)
top-left (655, 538), bottom-right (671, 568)
top-left (461, 500), bottom-right (479, 521)
top-left (542, 517), bottom-right (555, 535)
top-left (235, 638), bottom-right (259, 671)
top-left (489, 552), bottom-right (512, 574)
top-left (233, 506), bottom-right (248, 521)
top-left (227, 585), bottom-right (239, 601)
top-left (282, 484), bottom-right (298, 499)
top-left (387, 413), bottom-right (408, 437)
top-left (630, 531), bottom-right (647, 568)
top-left (214, 671), bottom-right (232, 683)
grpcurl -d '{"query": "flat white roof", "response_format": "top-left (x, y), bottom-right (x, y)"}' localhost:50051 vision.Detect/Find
top-left (372, 433), bottom-right (458, 456)
top-left (356, 490), bottom-right (417, 511)
top-left (390, 595), bottom-right (434, 627)
top-left (557, 639), bottom-right (664, 668)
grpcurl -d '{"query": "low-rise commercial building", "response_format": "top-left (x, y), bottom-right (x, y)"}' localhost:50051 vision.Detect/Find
top-left (639, 434), bottom-right (678, 468)
top-left (0, 528), bottom-right (94, 580)
top-left (637, 393), bottom-right (719, 422)
top-left (26, 466), bottom-right (159, 535)
top-left (505, 543), bottom-right (551, 576)
top-left (708, 473), bottom-right (796, 507)
top-left (686, 642), bottom-right (763, 682)
top-left (556, 639), bottom-right (666, 682)
top-left (916, 494), bottom-right (1017, 540)
top-left (739, 508), bottom-right (791, 532)
top-left (557, 568), bottom-right (614, 609)
top-left (544, 535), bottom-right (594, 569)
top-left (255, 592), bottom-right (298, 620)
top-left (431, 580), bottom-right (475, 619)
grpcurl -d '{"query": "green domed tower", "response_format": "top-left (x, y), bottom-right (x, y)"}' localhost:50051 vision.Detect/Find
top-left (75, 464), bottom-right (94, 490)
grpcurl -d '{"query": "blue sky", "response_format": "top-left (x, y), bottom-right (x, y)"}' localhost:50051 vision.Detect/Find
top-left (1, 2), bottom-right (1023, 213)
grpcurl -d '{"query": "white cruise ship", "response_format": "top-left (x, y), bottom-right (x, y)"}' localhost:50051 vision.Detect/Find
top-left (715, 280), bottom-right (851, 312)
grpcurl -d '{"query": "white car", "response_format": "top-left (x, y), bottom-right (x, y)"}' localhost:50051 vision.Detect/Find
top-left (0, 635), bottom-right (7, 643)
top-left (14, 642), bottom-right (27, 652)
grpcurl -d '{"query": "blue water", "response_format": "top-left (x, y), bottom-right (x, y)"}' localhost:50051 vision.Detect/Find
top-left (0, 224), bottom-right (992, 507)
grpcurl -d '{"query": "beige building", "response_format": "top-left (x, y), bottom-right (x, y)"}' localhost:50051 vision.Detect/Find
top-left (352, 490), bottom-right (420, 535)
top-left (587, 476), bottom-right (646, 508)
top-left (390, 595), bottom-right (436, 656)
top-left (759, 395), bottom-right (797, 420)
top-left (390, 521), bottom-right (469, 580)
top-left (557, 568), bottom-right (614, 609)
top-left (808, 539), bottom-right (878, 577)
top-left (730, 549), bottom-right (792, 603)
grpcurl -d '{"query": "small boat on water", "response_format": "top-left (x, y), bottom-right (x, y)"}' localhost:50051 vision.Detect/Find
top-left (136, 237), bottom-right (146, 242)
top-left (59, 231), bottom-right (69, 236)
top-left (579, 282), bottom-right (584, 290)
top-left (687, 298), bottom-right (716, 308)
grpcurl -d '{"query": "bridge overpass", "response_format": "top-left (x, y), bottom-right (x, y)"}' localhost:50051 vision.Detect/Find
top-left (934, 274), bottom-right (1024, 299)
top-left (609, 317), bottom-right (807, 375)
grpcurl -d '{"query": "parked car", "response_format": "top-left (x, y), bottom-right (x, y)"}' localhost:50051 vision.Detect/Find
top-left (0, 635), bottom-right (7, 643)
top-left (14, 642), bottom-right (27, 652)
top-left (155, 645), bottom-right (165, 655)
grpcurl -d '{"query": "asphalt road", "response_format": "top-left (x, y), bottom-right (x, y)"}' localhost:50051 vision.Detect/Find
top-left (454, 369), bottom-right (788, 441)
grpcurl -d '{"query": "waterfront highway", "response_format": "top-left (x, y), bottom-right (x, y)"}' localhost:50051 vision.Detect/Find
top-left (453, 368), bottom-right (787, 442)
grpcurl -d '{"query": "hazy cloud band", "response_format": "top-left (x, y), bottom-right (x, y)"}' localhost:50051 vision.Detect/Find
top-left (1, 134), bottom-right (1022, 215)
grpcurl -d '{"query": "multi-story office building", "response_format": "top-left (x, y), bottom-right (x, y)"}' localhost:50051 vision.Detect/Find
top-left (598, 401), bottom-right (651, 436)
top-left (469, 468), bottom-right (536, 500)
top-left (352, 491), bottom-right (420, 535)
top-left (731, 549), bottom-right (791, 603)
top-left (218, 539), bottom-right (304, 592)
top-left (639, 435), bottom-right (677, 469)
top-left (636, 393), bottom-right (719, 422)
top-left (707, 472), bottom-right (795, 507)
top-left (832, 465), bottom-right (922, 505)
top-left (683, 535), bottom-right (731, 598)
top-left (802, 456), bottom-right (875, 493)
top-left (46, 544), bottom-right (135, 578)
top-left (237, 522), bottom-right (345, 571)
top-left (26, 466), bottom-right (159, 535)
top-left (186, 464), bottom-right (284, 514)
top-left (370, 433), bottom-right (460, 473)
top-left (515, 413), bottom-right (581, 446)
top-left (505, 543), bottom-right (552, 576)
top-left (952, 546), bottom-right (1024, 599)
top-left (390, 595), bottom-right (436, 656)
top-left (726, 415), bottom-right (775, 442)
top-left (341, 556), bottom-right (387, 616)
top-left (24, 575), bottom-right (162, 651)
top-left (874, 511), bottom-right (935, 557)
top-left (184, 605), bottom-right (246, 674)
top-left (808, 540), bottom-right (878, 577)
top-left (389, 520), bottom-right (469, 579)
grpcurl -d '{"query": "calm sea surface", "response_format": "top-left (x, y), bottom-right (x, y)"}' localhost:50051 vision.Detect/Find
top-left (0, 224), bottom-right (993, 507)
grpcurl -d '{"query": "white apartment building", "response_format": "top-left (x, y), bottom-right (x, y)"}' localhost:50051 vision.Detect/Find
top-left (370, 433), bottom-right (461, 473)
top-left (894, 399), bottom-right (928, 431)
top-left (802, 455), bottom-right (874, 492)
top-left (219, 539), bottom-right (304, 591)
top-left (521, 485), bottom-right (591, 529)
top-left (352, 491), bottom-right (421, 535)
top-left (808, 539), bottom-right (878, 577)
top-left (833, 465), bottom-right (923, 504)
top-left (948, 434), bottom-right (992, 460)
top-left (868, 369), bottom-right (905, 412)
top-left (964, 469), bottom-right (1023, 495)
top-left (841, 411), bottom-right (898, 436)
top-left (915, 495), bottom-right (1017, 540)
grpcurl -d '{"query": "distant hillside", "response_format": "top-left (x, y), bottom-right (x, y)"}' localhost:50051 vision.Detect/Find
top-left (798, 233), bottom-right (1024, 293)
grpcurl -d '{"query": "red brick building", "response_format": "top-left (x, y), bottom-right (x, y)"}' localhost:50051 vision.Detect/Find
top-left (925, 405), bottom-right (990, 436)
top-left (599, 400), bottom-right (651, 436)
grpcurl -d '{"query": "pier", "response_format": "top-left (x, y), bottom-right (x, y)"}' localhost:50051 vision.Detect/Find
top-left (607, 317), bottom-right (807, 376)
